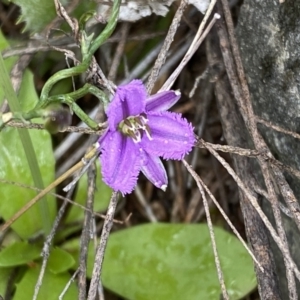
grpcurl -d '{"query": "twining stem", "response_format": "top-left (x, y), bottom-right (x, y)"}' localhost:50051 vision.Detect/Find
top-left (1, 84), bottom-right (109, 130)
top-left (38, 0), bottom-right (121, 111)
top-left (1, 0), bottom-right (121, 131)
top-left (47, 83), bottom-right (109, 129)
top-left (89, 0), bottom-right (120, 56)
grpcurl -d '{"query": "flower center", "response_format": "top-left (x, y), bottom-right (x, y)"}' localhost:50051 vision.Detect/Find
top-left (118, 113), bottom-right (152, 143)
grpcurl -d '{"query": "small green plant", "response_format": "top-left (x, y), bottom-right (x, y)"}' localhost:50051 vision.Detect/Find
top-left (0, 1), bottom-right (257, 299)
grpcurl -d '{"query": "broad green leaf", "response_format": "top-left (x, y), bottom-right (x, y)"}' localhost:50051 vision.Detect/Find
top-left (62, 224), bottom-right (257, 300)
top-left (14, 265), bottom-right (78, 300)
top-left (1, 26), bottom-right (52, 235)
top-left (0, 242), bottom-right (41, 267)
top-left (65, 160), bottom-right (112, 224)
top-left (11, 0), bottom-right (96, 32)
top-left (0, 69), bottom-right (56, 238)
top-left (47, 248), bottom-right (75, 274)
top-left (100, 224), bottom-right (256, 300)
top-left (0, 267), bottom-right (12, 296)
top-left (0, 32), bottom-right (56, 239)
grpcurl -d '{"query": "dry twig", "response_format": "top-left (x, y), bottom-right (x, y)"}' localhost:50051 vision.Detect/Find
top-left (78, 163), bottom-right (97, 299)
top-left (183, 160), bottom-right (229, 299)
top-left (87, 191), bottom-right (118, 300)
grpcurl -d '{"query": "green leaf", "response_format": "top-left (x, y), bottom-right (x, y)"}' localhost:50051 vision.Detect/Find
top-left (65, 160), bottom-right (112, 224)
top-left (62, 224), bottom-right (257, 300)
top-left (14, 265), bottom-right (78, 300)
top-left (11, 0), bottom-right (64, 33)
top-left (0, 242), bottom-right (41, 267)
top-left (100, 224), bottom-right (256, 300)
top-left (0, 32), bottom-right (56, 239)
top-left (2, 29), bottom-right (54, 236)
top-left (47, 248), bottom-right (75, 274)
top-left (0, 69), bottom-right (56, 238)
top-left (11, 0), bottom-right (96, 33)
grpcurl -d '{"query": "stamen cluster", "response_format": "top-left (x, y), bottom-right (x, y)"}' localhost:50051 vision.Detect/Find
top-left (118, 113), bottom-right (152, 143)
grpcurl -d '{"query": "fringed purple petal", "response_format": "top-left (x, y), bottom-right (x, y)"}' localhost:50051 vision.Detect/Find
top-left (145, 90), bottom-right (181, 112)
top-left (140, 111), bottom-right (195, 160)
top-left (141, 152), bottom-right (168, 191)
top-left (106, 80), bottom-right (146, 131)
top-left (99, 130), bottom-right (142, 194)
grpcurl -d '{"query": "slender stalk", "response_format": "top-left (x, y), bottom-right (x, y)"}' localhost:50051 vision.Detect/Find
top-left (87, 191), bottom-right (119, 300)
top-left (39, 0), bottom-right (120, 105)
top-left (1, 0), bottom-right (120, 132)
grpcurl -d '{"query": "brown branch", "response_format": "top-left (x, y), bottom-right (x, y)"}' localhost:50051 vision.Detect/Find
top-left (5, 120), bottom-right (107, 135)
top-left (257, 116), bottom-right (300, 141)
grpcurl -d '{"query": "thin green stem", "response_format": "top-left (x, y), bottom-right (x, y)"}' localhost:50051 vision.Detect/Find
top-left (46, 83), bottom-right (108, 129)
top-left (58, 95), bottom-right (99, 130)
top-left (39, 0), bottom-right (120, 107)
top-left (39, 63), bottom-right (88, 104)
top-left (89, 0), bottom-right (121, 56)
top-left (64, 83), bottom-right (107, 103)
top-left (4, 84), bottom-right (108, 130)
top-left (3, 0), bottom-right (120, 132)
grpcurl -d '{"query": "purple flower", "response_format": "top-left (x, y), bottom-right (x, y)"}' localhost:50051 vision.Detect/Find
top-left (99, 80), bottom-right (195, 194)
